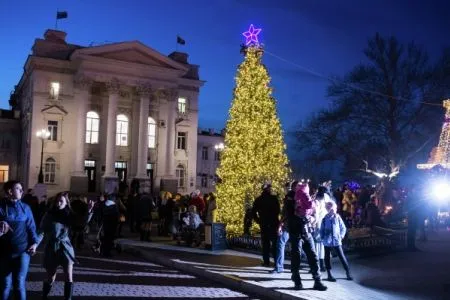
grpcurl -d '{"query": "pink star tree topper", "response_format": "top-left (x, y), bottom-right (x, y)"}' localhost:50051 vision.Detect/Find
top-left (242, 24), bottom-right (262, 46)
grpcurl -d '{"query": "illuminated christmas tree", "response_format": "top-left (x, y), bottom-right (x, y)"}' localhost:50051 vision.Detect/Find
top-left (417, 99), bottom-right (450, 169)
top-left (216, 25), bottom-right (289, 235)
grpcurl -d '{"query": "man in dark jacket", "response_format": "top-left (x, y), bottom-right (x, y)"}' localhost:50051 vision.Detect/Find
top-left (252, 183), bottom-right (280, 267)
top-left (288, 181), bottom-right (327, 291)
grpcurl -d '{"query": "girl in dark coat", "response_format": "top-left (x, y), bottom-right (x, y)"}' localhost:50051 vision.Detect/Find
top-left (38, 192), bottom-right (93, 299)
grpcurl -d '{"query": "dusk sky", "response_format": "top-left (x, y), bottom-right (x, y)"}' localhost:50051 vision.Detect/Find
top-left (1, 0), bottom-right (449, 154)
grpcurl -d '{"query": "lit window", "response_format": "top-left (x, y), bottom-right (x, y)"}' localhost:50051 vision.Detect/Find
top-left (44, 157), bottom-right (56, 183)
top-left (47, 121), bottom-right (58, 141)
top-left (114, 161), bottom-right (127, 169)
top-left (116, 114), bottom-right (128, 146)
top-left (176, 164), bottom-right (185, 188)
top-left (50, 82), bottom-right (60, 100)
top-left (148, 117), bottom-right (156, 148)
top-left (202, 147), bottom-right (208, 160)
top-left (177, 132), bottom-right (187, 150)
top-left (84, 160), bottom-right (96, 167)
top-left (178, 97), bottom-right (187, 114)
top-left (86, 111), bottom-right (100, 144)
top-left (0, 165), bottom-right (9, 183)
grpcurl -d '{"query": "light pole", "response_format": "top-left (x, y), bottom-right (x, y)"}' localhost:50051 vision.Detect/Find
top-left (214, 142), bottom-right (224, 152)
top-left (36, 129), bottom-right (50, 184)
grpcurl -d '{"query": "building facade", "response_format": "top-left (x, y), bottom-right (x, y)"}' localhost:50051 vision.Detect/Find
top-left (0, 109), bottom-right (21, 193)
top-left (11, 29), bottom-right (204, 196)
top-left (196, 129), bottom-right (225, 194)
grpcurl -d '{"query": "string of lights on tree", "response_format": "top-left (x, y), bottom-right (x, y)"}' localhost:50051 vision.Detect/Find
top-left (215, 24), bottom-right (290, 235)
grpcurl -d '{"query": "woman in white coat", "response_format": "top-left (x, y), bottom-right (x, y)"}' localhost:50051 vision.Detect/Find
top-left (313, 186), bottom-right (331, 272)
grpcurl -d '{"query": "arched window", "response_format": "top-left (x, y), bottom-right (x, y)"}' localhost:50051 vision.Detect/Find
top-left (116, 114), bottom-right (128, 146)
top-left (176, 164), bottom-right (185, 188)
top-left (86, 111), bottom-right (99, 144)
top-left (148, 117), bottom-right (156, 148)
top-left (44, 157), bottom-right (56, 183)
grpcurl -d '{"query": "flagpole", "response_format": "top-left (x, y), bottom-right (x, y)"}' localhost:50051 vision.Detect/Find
top-left (55, 9), bottom-right (58, 29)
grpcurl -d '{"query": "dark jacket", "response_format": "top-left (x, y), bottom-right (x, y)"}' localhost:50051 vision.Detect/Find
top-left (0, 198), bottom-right (39, 257)
top-left (38, 207), bottom-right (92, 267)
top-left (252, 191), bottom-right (280, 229)
top-left (280, 190), bottom-right (295, 230)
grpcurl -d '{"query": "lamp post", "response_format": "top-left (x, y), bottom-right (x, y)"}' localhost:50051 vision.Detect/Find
top-left (36, 129), bottom-right (50, 183)
top-left (214, 142), bottom-right (224, 151)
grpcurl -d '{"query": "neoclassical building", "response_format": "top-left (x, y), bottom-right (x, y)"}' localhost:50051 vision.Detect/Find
top-left (196, 128), bottom-right (225, 194)
top-left (10, 29), bottom-right (204, 196)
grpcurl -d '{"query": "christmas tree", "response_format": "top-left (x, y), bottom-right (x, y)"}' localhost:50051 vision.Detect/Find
top-left (216, 25), bottom-right (289, 235)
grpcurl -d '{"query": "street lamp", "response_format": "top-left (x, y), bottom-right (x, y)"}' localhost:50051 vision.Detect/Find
top-left (214, 143), bottom-right (224, 151)
top-left (36, 129), bottom-right (50, 183)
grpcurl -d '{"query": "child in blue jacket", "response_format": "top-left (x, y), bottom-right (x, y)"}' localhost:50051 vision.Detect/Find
top-left (320, 200), bottom-right (353, 281)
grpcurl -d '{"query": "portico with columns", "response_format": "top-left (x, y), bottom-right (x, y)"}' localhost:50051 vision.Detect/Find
top-left (12, 29), bottom-right (204, 196)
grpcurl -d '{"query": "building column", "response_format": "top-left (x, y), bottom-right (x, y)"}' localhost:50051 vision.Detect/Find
top-left (70, 76), bottom-right (92, 194)
top-left (102, 79), bottom-right (120, 194)
top-left (135, 85), bottom-right (151, 178)
top-left (160, 89), bottom-right (178, 193)
top-left (166, 89), bottom-right (177, 176)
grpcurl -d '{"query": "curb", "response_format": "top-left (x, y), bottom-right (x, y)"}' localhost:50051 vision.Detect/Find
top-left (118, 242), bottom-right (309, 300)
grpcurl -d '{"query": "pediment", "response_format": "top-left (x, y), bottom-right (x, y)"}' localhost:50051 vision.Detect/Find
top-left (41, 104), bottom-right (68, 116)
top-left (71, 42), bottom-right (189, 72)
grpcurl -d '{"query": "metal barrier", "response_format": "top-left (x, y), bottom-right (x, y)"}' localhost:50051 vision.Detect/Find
top-left (228, 226), bottom-right (408, 253)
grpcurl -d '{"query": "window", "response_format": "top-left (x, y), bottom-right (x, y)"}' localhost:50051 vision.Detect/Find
top-left (86, 111), bottom-right (99, 144)
top-left (0, 165), bottom-right (9, 183)
top-left (84, 160), bottom-right (96, 167)
top-left (176, 165), bottom-right (185, 188)
top-left (177, 132), bottom-right (187, 150)
top-left (202, 146), bottom-right (209, 160)
top-left (201, 175), bottom-right (208, 188)
top-left (114, 161), bottom-right (127, 169)
top-left (44, 157), bottom-right (56, 184)
top-left (178, 97), bottom-right (187, 114)
top-left (148, 117), bottom-right (156, 148)
top-left (116, 114), bottom-right (128, 146)
top-left (214, 150), bottom-right (221, 161)
top-left (146, 163), bottom-right (153, 178)
top-left (47, 121), bottom-right (58, 141)
top-left (50, 82), bottom-right (60, 100)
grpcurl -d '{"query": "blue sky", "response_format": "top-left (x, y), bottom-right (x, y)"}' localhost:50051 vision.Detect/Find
top-left (1, 0), bottom-right (449, 156)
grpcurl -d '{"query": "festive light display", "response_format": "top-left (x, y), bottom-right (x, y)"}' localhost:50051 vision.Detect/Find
top-left (417, 99), bottom-right (450, 169)
top-left (242, 24), bottom-right (261, 46)
top-left (215, 43), bottom-right (289, 235)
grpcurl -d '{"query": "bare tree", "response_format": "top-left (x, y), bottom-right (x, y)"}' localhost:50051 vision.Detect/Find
top-left (295, 33), bottom-right (450, 183)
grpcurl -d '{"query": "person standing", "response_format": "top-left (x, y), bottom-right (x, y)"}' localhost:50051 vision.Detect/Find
top-left (204, 193), bottom-right (217, 224)
top-left (320, 200), bottom-right (353, 281)
top-left (38, 192), bottom-right (94, 299)
top-left (0, 180), bottom-right (39, 300)
top-left (97, 194), bottom-right (119, 257)
top-left (288, 182), bottom-right (327, 291)
top-left (252, 183), bottom-right (280, 267)
top-left (270, 181), bottom-right (297, 274)
top-left (312, 186), bottom-right (329, 272)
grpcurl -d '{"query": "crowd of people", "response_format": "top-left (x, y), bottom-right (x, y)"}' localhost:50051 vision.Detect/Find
top-left (0, 176), bottom-right (438, 297)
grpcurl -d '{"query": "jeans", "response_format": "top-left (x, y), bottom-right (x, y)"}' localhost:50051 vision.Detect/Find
top-left (0, 253), bottom-right (31, 300)
top-left (289, 217), bottom-right (321, 283)
top-left (275, 230), bottom-right (289, 271)
top-left (324, 245), bottom-right (349, 272)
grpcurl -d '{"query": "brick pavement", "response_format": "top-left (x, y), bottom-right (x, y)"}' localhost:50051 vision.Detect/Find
top-left (117, 229), bottom-right (450, 300)
top-left (26, 250), bottom-right (254, 299)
